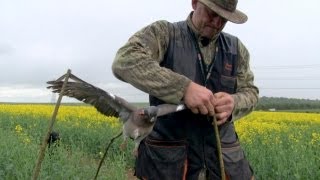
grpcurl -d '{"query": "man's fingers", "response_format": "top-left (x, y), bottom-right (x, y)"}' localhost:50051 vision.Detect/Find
top-left (215, 111), bottom-right (228, 120)
top-left (191, 108), bottom-right (199, 114)
top-left (208, 109), bottom-right (215, 116)
top-left (216, 117), bottom-right (228, 126)
top-left (202, 102), bottom-right (215, 116)
top-left (213, 92), bottom-right (225, 99)
top-left (190, 105), bottom-right (215, 116)
top-left (191, 105), bottom-right (212, 115)
top-left (215, 109), bottom-right (229, 126)
top-left (184, 82), bottom-right (217, 115)
top-left (205, 98), bottom-right (216, 116)
top-left (215, 105), bottom-right (230, 114)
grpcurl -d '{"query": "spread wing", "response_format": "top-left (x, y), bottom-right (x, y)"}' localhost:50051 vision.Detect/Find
top-left (47, 73), bottom-right (137, 118)
top-left (155, 104), bottom-right (186, 117)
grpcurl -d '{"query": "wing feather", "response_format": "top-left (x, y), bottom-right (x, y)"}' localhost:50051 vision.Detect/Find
top-left (47, 74), bottom-right (137, 118)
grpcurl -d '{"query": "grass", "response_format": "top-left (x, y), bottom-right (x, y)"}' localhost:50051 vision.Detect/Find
top-left (0, 105), bottom-right (135, 179)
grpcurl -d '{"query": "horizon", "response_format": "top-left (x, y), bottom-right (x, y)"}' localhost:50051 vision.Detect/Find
top-left (0, 95), bottom-right (319, 104)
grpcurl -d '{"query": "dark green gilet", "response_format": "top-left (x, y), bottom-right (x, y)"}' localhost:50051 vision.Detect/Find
top-left (146, 21), bottom-right (239, 179)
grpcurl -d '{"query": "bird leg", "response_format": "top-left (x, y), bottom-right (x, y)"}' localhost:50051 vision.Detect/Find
top-left (132, 141), bottom-right (141, 157)
top-left (120, 132), bottom-right (129, 151)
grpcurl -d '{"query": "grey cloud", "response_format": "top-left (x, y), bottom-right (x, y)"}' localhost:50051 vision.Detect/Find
top-left (0, 44), bottom-right (14, 55)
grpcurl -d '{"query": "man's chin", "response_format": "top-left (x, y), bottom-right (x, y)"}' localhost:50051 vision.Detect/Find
top-left (201, 33), bottom-right (218, 39)
top-left (200, 29), bottom-right (219, 39)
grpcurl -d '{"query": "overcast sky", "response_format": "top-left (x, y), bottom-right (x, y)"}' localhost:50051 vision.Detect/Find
top-left (1, 0), bottom-right (319, 103)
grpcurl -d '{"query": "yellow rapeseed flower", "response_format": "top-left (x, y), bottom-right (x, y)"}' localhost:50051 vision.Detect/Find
top-left (15, 124), bottom-right (23, 133)
top-left (311, 132), bottom-right (320, 145)
top-left (235, 111), bottom-right (320, 146)
top-left (3, 104), bottom-right (319, 147)
top-left (23, 137), bottom-right (31, 144)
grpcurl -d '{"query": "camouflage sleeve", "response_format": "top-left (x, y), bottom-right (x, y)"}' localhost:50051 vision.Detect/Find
top-left (231, 39), bottom-right (259, 121)
top-left (112, 20), bottom-right (191, 104)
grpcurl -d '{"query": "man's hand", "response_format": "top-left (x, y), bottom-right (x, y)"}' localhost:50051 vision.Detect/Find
top-left (184, 82), bottom-right (216, 116)
top-left (214, 92), bottom-right (235, 125)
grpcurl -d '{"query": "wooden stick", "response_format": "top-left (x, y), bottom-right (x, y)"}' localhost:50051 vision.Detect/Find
top-left (212, 116), bottom-right (226, 180)
top-left (94, 131), bottom-right (123, 180)
top-left (32, 69), bottom-right (71, 180)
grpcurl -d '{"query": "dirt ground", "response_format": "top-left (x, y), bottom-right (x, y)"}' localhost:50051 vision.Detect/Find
top-left (127, 169), bottom-right (138, 180)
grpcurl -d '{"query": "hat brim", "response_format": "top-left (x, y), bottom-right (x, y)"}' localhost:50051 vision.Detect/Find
top-left (199, 0), bottom-right (248, 24)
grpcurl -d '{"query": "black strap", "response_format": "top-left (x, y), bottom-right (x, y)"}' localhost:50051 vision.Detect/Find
top-left (187, 26), bottom-right (216, 87)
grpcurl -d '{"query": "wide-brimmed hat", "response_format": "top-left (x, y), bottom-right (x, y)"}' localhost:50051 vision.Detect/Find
top-left (198, 0), bottom-right (247, 24)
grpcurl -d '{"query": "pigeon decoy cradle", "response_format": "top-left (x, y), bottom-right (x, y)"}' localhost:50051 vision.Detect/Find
top-left (47, 73), bottom-right (186, 151)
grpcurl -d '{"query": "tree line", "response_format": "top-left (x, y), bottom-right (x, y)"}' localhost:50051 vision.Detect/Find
top-left (256, 96), bottom-right (320, 111)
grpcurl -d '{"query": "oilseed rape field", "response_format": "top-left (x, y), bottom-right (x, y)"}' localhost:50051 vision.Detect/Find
top-left (0, 104), bottom-right (319, 179)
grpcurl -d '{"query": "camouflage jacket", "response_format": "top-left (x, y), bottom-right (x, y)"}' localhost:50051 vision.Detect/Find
top-left (112, 13), bottom-right (259, 121)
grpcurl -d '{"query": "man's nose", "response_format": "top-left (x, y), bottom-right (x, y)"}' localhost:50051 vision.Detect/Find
top-left (211, 16), bottom-right (225, 28)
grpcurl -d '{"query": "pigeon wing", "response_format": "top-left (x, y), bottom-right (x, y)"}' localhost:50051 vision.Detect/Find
top-left (47, 74), bottom-right (137, 118)
top-left (155, 104), bottom-right (186, 117)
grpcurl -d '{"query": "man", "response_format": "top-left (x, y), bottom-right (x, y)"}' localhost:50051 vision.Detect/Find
top-left (112, 0), bottom-right (258, 179)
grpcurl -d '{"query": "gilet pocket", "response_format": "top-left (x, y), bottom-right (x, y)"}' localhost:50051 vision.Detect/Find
top-left (135, 138), bottom-right (188, 180)
top-left (220, 75), bottom-right (236, 93)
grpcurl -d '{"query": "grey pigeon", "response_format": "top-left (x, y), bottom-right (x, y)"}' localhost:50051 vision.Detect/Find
top-left (47, 73), bottom-right (186, 151)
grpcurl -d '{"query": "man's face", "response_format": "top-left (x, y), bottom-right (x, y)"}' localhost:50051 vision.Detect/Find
top-left (192, 1), bottom-right (227, 38)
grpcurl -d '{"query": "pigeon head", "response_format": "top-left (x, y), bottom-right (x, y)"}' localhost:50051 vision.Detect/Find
top-left (143, 106), bottom-right (158, 122)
